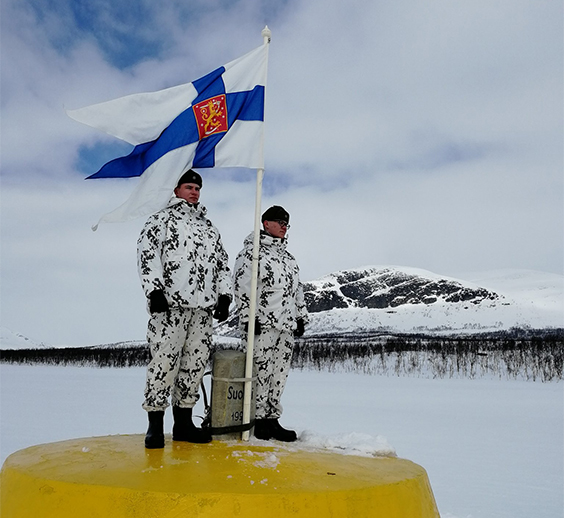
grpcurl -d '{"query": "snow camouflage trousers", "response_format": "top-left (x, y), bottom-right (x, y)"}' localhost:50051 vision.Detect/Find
top-left (143, 308), bottom-right (212, 412)
top-left (252, 328), bottom-right (294, 420)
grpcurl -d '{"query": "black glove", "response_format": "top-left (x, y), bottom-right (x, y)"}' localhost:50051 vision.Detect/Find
top-left (149, 289), bottom-right (169, 313)
top-left (213, 294), bottom-right (231, 322)
top-left (244, 318), bottom-right (262, 335)
top-left (294, 318), bottom-right (305, 337)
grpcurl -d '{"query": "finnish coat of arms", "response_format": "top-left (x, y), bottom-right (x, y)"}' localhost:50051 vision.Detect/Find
top-left (193, 94), bottom-right (228, 140)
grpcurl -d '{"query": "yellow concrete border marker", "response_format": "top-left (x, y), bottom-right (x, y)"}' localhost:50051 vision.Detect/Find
top-left (1, 434), bottom-right (439, 517)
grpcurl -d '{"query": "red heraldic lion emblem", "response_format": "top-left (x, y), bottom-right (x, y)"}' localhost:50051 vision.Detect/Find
top-left (193, 94), bottom-right (228, 140)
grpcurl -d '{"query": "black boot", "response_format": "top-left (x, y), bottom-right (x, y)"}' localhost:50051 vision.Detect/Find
top-left (270, 419), bottom-right (297, 442)
top-left (253, 418), bottom-right (273, 440)
top-left (145, 411), bottom-right (165, 449)
top-left (172, 406), bottom-right (212, 444)
top-left (254, 418), bottom-right (297, 442)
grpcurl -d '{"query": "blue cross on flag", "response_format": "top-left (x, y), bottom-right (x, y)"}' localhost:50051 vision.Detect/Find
top-left (67, 43), bottom-right (268, 228)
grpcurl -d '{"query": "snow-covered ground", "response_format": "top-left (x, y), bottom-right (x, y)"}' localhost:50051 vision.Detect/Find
top-left (0, 364), bottom-right (562, 518)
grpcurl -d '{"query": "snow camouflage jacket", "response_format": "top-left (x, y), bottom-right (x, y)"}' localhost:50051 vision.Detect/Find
top-left (137, 198), bottom-right (231, 310)
top-left (234, 231), bottom-right (309, 332)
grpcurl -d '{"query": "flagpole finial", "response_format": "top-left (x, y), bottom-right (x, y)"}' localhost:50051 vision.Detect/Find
top-left (262, 25), bottom-right (271, 44)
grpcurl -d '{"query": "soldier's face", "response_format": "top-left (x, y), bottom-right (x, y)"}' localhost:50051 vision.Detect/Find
top-left (175, 183), bottom-right (201, 204)
top-left (264, 220), bottom-right (288, 239)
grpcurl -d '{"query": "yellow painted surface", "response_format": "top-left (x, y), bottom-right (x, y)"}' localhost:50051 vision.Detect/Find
top-left (1, 434), bottom-right (439, 517)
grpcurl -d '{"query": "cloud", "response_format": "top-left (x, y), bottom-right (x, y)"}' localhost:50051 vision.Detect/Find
top-left (1, 0), bottom-right (562, 345)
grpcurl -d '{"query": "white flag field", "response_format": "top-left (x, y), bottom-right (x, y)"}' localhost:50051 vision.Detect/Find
top-left (67, 43), bottom-right (269, 229)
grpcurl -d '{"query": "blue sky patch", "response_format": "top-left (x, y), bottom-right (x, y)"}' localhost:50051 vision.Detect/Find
top-left (76, 141), bottom-right (133, 178)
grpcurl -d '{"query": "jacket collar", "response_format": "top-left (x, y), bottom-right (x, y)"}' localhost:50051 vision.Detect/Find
top-left (260, 230), bottom-right (287, 249)
top-left (168, 196), bottom-right (207, 217)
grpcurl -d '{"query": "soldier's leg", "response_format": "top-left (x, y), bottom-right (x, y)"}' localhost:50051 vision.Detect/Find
top-left (253, 328), bottom-right (277, 419)
top-left (253, 330), bottom-right (297, 442)
top-left (142, 309), bottom-right (188, 412)
top-left (266, 330), bottom-right (294, 419)
top-left (171, 308), bottom-right (213, 408)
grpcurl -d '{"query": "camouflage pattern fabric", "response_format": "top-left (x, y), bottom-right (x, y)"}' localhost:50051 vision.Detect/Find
top-left (143, 308), bottom-right (212, 411)
top-left (137, 198), bottom-right (231, 310)
top-left (234, 231), bottom-right (309, 419)
top-left (137, 197), bottom-right (231, 412)
top-left (233, 232), bottom-right (308, 332)
top-left (252, 328), bottom-right (294, 419)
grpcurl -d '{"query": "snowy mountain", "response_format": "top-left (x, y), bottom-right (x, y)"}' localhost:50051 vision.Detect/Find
top-left (2, 267), bottom-right (562, 350)
top-left (303, 266), bottom-right (500, 312)
top-left (0, 327), bottom-right (50, 350)
top-left (0, 327), bottom-right (146, 351)
top-left (303, 266), bottom-right (563, 335)
top-left (218, 266), bottom-right (563, 337)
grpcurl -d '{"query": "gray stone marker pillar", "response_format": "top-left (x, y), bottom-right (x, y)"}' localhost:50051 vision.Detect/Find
top-left (211, 349), bottom-right (255, 440)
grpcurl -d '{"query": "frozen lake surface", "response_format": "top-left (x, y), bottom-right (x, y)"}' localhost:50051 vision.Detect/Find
top-left (0, 364), bottom-right (562, 517)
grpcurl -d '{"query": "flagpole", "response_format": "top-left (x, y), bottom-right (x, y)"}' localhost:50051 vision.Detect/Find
top-left (241, 26), bottom-right (271, 441)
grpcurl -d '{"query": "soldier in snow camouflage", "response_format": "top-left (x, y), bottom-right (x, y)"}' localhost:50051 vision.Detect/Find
top-left (234, 205), bottom-right (308, 442)
top-left (137, 169), bottom-right (231, 449)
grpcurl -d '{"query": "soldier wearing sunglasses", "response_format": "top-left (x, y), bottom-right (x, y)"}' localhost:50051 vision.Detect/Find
top-left (233, 205), bottom-right (308, 442)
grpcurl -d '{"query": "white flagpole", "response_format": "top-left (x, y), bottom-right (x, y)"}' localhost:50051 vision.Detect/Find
top-left (241, 26), bottom-right (271, 441)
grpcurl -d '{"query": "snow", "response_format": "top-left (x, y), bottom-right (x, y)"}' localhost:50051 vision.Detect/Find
top-left (1, 364), bottom-right (562, 518)
top-left (466, 269), bottom-right (564, 311)
top-left (1, 267), bottom-right (562, 515)
top-left (0, 327), bottom-right (50, 350)
top-left (305, 267), bottom-right (563, 336)
top-left (1, 268), bottom-right (562, 350)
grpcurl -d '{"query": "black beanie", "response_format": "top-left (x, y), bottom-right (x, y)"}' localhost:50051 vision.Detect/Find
top-left (176, 169), bottom-right (202, 188)
top-left (261, 205), bottom-right (290, 223)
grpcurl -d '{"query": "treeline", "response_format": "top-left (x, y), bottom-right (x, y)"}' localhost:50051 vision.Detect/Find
top-left (292, 329), bottom-right (564, 381)
top-left (1, 328), bottom-right (562, 381)
top-left (0, 346), bottom-right (151, 368)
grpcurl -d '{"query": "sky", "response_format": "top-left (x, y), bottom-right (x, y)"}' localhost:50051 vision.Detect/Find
top-left (1, 0), bottom-right (563, 346)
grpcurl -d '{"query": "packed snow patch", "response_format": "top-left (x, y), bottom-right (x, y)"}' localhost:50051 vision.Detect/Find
top-left (297, 430), bottom-right (396, 457)
top-left (230, 448), bottom-right (281, 469)
top-left (227, 431), bottom-right (396, 460)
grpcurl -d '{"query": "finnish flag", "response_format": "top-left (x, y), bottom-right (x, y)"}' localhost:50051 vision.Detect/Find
top-left (67, 43), bottom-right (268, 228)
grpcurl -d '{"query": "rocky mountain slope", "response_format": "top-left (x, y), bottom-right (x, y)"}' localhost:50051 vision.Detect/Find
top-left (1, 267), bottom-right (562, 349)
top-left (218, 266), bottom-right (563, 337)
top-left (303, 266), bottom-right (562, 335)
top-left (303, 267), bottom-right (499, 312)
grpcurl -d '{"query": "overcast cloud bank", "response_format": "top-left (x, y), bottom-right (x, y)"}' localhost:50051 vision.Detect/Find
top-left (1, 0), bottom-right (562, 346)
